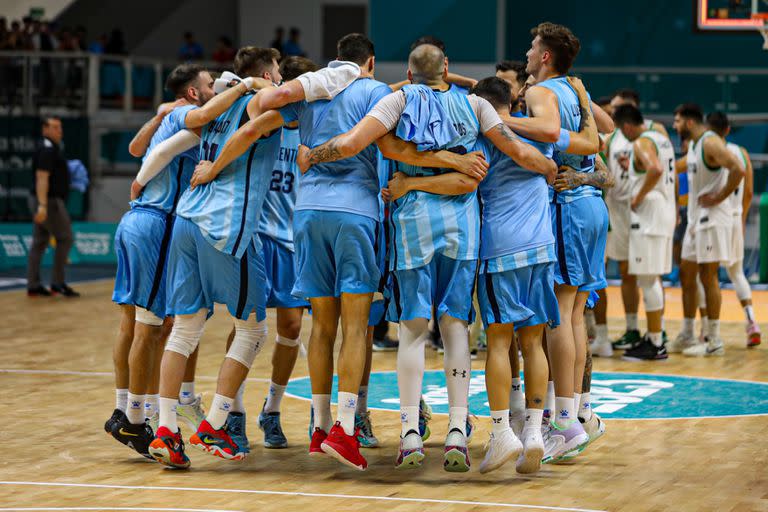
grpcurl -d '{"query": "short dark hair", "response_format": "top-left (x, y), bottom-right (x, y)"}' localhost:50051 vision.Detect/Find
top-left (674, 103), bottom-right (704, 123)
top-left (613, 88), bottom-right (640, 105)
top-left (595, 96), bottom-right (612, 107)
top-left (337, 33), bottom-right (375, 65)
top-left (706, 111), bottom-right (730, 136)
top-left (495, 60), bottom-right (528, 87)
top-left (612, 104), bottom-right (644, 126)
top-left (470, 77), bottom-right (512, 110)
top-left (531, 22), bottom-right (580, 74)
top-left (280, 56), bottom-right (318, 81)
top-left (41, 116), bottom-right (60, 129)
top-left (165, 63), bottom-right (206, 97)
top-left (410, 35), bottom-right (445, 53)
top-left (234, 46), bottom-right (280, 77)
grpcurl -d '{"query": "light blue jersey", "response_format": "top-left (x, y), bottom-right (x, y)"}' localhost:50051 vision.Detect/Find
top-left (476, 135), bottom-right (555, 270)
top-left (534, 77), bottom-right (600, 204)
top-left (131, 104), bottom-right (197, 213)
top-left (279, 78), bottom-right (391, 220)
top-left (257, 127), bottom-right (300, 252)
top-left (390, 88), bottom-right (480, 271)
top-left (176, 94), bottom-right (282, 259)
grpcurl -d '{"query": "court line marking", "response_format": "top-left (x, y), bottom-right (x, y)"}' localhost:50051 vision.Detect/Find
top-left (0, 481), bottom-right (607, 512)
top-left (0, 508), bottom-right (241, 512)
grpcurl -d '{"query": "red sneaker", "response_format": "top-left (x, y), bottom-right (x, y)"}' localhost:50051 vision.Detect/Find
top-left (189, 420), bottom-right (246, 461)
top-left (320, 422), bottom-right (367, 470)
top-left (309, 427), bottom-right (327, 456)
top-left (149, 426), bottom-right (190, 469)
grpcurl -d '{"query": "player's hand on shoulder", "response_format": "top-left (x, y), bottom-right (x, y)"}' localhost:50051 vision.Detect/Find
top-left (297, 145), bottom-right (311, 174)
top-left (566, 76), bottom-right (586, 95)
top-left (456, 151), bottom-right (489, 180)
top-left (387, 172), bottom-right (410, 201)
top-left (157, 98), bottom-right (188, 117)
top-left (190, 160), bottom-right (215, 189)
top-left (130, 179), bottom-right (144, 201)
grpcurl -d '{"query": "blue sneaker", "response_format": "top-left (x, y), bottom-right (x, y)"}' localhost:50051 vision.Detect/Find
top-left (258, 403), bottom-right (288, 449)
top-left (355, 411), bottom-right (379, 448)
top-left (224, 412), bottom-right (250, 454)
top-left (466, 415), bottom-right (474, 442)
top-left (418, 399), bottom-right (432, 441)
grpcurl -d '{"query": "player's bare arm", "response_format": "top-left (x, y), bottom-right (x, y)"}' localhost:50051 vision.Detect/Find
top-left (484, 123), bottom-right (557, 182)
top-left (254, 80), bottom-right (305, 115)
top-left (184, 78), bottom-right (254, 129)
top-left (591, 101), bottom-right (615, 134)
top-left (375, 133), bottom-right (488, 179)
top-left (740, 147), bottom-right (753, 227)
top-left (698, 135), bottom-right (746, 207)
top-left (504, 86), bottom-right (561, 142)
top-left (553, 156), bottom-right (615, 192)
top-left (630, 137), bottom-right (663, 211)
top-left (128, 98), bottom-right (188, 157)
top-left (383, 170), bottom-right (480, 201)
top-left (559, 77), bottom-right (599, 155)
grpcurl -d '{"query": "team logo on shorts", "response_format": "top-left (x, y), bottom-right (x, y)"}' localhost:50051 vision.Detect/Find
top-left (286, 370), bottom-right (768, 420)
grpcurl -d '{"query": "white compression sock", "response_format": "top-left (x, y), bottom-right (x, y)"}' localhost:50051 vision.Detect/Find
top-left (626, 313), bottom-right (638, 331)
top-left (449, 406), bottom-right (468, 435)
top-left (356, 386), bottom-right (368, 415)
top-left (700, 316), bottom-right (709, 339)
top-left (578, 392), bottom-right (592, 421)
top-left (524, 408), bottom-right (544, 431)
top-left (116, 388), bottom-right (128, 412)
top-left (264, 381), bottom-right (286, 413)
top-left (555, 396), bottom-right (575, 426)
top-left (401, 406), bottom-right (420, 435)
top-left (744, 305), bottom-right (755, 323)
top-left (397, 318), bottom-right (429, 435)
top-left (312, 394), bottom-right (332, 433)
top-left (126, 392), bottom-right (145, 424)
top-left (596, 324), bottom-right (609, 343)
top-left (179, 381), bottom-right (195, 405)
top-left (232, 382), bottom-right (246, 413)
top-left (337, 391), bottom-right (357, 436)
top-left (682, 317), bottom-right (695, 336)
top-left (510, 378), bottom-right (525, 416)
top-left (439, 315), bottom-right (471, 410)
top-left (491, 409), bottom-right (510, 434)
top-left (144, 394), bottom-right (159, 419)
top-left (708, 319), bottom-right (721, 342)
top-left (158, 397), bottom-right (178, 432)
top-left (207, 393), bottom-right (234, 430)
top-left (544, 381), bottom-right (555, 417)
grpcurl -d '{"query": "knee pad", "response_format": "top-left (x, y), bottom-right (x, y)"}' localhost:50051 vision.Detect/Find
top-left (165, 308), bottom-right (207, 357)
top-left (726, 262), bottom-right (752, 302)
top-left (135, 307), bottom-right (163, 326)
top-left (638, 276), bottom-right (664, 312)
top-left (226, 317), bottom-right (268, 368)
top-left (275, 334), bottom-right (300, 347)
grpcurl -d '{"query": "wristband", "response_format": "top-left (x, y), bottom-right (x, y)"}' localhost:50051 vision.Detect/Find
top-left (555, 128), bottom-right (571, 151)
top-left (242, 77), bottom-right (255, 90)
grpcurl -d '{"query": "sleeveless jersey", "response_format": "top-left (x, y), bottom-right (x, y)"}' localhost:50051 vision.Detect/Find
top-left (606, 119), bottom-right (655, 202)
top-left (131, 104), bottom-right (198, 214)
top-left (629, 130), bottom-right (676, 237)
top-left (476, 135), bottom-right (555, 269)
top-left (175, 94), bottom-right (282, 259)
top-left (257, 127), bottom-right (301, 252)
top-left (726, 142), bottom-right (747, 217)
top-left (389, 88), bottom-right (480, 270)
top-left (687, 130), bottom-right (732, 229)
top-left (534, 77), bottom-right (599, 204)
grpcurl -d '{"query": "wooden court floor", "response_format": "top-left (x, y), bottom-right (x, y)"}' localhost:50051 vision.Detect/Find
top-left (1, 280), bottom-right (767, 512)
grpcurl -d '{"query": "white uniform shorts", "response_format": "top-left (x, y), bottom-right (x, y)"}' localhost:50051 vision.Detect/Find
top-left (606, 196), bottom-right (630, 261)
top-left (681, 222), bottom-right (731, 264)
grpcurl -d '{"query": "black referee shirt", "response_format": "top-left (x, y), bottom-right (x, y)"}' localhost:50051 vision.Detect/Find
top-left (32, 137), bottom-right (70, 200)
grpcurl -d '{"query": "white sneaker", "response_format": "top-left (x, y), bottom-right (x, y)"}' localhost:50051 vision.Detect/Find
top-left (516, 427), bottom-right (545, 474)
top-left (479, 429), bottom-right (522, 474)
top-left (395, 430), bottom-right (425, 469)
top-left (176, 394), bottom-right (206, 431)
top-left (683, 339), bottom-right (725, 357)
top-left (580, 413), bottom-right (606, 445)
top-left (590, 339), bottom-right (613, 357)
top-left (509, 410), bottom-right (525, 438)
top-left (667, 331), bottom-right (697, 353)
top-left (444, 428), bottom-right (470, 472)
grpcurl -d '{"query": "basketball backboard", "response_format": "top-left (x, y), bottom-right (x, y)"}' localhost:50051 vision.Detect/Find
top-left (696, 0), bottom-right (768, 48)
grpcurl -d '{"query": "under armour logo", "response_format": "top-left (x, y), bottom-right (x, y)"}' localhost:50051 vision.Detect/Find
top-left (452, 369), bottom-right (468, 378)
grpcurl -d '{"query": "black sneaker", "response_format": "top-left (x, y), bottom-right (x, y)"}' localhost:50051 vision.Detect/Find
top-left (104, 408), bottom-right (127, 434)
top-left (111, 416), bottom-right (155, 459)
top-left (622, 336), bottom-right (668, 361)
top-left (50, 283), bottom-right (80, 297)
top-left (612, 329), bottom-right (641, 350)
top-left (27, 285), bottom-right (52, 297)
top-left (430, 330), bottom-right (444, 354)
top-left (372, 336), bottom-right (399, 352)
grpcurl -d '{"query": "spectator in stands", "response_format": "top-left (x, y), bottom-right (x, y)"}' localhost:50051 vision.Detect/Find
top-left (270, 26), bottom-right (285, 54)
top-left (105, 29), bottom-right (126, 54)
top-left (32, 21), bottom-right (55, 51)
top-left (89, 33), bottom-right (108, 54)
top-left (27, 117), bottom-right (79, 298)
top-left (283, 27), bottom-right (305, 56)
top-left (179, 31), bottom-right (203, 60)
top-left (212, 36), bottom-right (236, 64)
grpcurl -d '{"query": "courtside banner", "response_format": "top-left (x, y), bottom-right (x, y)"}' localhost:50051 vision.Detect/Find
top-left (0, 222), bottom-right (116, 270)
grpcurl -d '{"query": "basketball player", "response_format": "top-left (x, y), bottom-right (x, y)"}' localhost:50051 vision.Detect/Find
top-left (670, 104), bottom-right (745, 357)
top-left (107, 64), bottom-right (254, 458)
top-left (706, 112), bottom-right (761, 347)
top-left (612, 105), bottom-right (676, 361)
top-left (505, 22), bottom-right (609, 463)
top-left (599, 89), bottom-right (670, 355)
top-left (298, 43), bottom-right (555, 472)
top-left (147, 47), bottom-right (283, 469)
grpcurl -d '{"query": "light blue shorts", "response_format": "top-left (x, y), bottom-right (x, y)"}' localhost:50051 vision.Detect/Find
top-left (259, 234), bottom-right (308, 309)
top-left (292, 210), bottom-right (381, 298)
top-left (551, 196), bottom-right (608, 292)
top-left (112, 207), bottom-right (172, 319)
top-left (166, 216), bottom-right (266, 321)
top-left (387, 253), bottom-right (477, 323)
top-left (369, 299), bottom-right (386, 327)
top-left (477, 261), bottom-right (560, 330)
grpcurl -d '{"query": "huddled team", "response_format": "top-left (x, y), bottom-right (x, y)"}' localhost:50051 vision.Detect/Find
top-left (104, 22), bottom-right (759, 476)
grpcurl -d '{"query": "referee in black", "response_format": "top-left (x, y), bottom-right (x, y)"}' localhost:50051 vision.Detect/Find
top-left (26, 116), bottom-right (79, 297)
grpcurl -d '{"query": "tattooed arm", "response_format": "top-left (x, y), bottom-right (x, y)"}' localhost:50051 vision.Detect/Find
top-left (297, 116), bottom-right (389, 172)
top-left (484, 123), bottom-right (557, 181)
top-left (553, 156), bottom-right (614, 192)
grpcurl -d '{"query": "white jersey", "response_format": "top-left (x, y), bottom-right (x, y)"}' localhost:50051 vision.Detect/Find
top-left (687, 130), bottom-right (733, 230)
top-left (726, 142), bottom-right (747, 217)
top-left (607, 119), bottom-right (656, 201)
top-left (629, 130), bottom-right (676, 238)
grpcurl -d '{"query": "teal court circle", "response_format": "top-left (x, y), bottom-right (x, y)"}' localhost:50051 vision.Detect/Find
top-left (285, 370), bottom-right (768, 419)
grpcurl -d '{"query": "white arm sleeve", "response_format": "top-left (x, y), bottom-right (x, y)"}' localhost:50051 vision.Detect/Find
top-left (136, 130), bottom-right (200, 186)
top-left (467, 94), bottom-right (504, 133)
top-left (365, 91), bottom-right (407, 131)
top-left (296, 61), bottom-right (361, 102)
